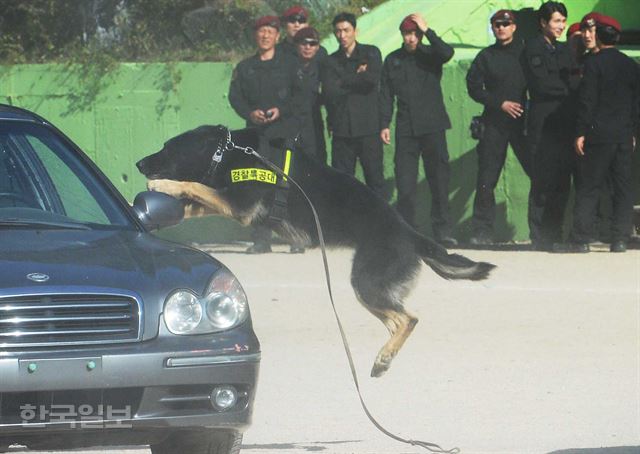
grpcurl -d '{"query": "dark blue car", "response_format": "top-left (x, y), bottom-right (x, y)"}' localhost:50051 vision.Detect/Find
top-left (0, 104), bottom-right (260, 454)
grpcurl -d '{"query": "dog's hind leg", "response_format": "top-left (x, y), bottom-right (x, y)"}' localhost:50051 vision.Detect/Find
top-left (350, 248), bottom-right (420, 378)
top-left (367, 306), bottom-right (418, 378)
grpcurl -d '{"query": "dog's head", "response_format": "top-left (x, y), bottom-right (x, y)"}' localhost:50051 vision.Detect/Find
top-left (138, 125), bottom-right (281, 189)
top-left (136, 125), bottom-right (234, 182)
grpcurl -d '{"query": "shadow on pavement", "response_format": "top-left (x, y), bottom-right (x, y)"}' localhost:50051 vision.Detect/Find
top-left (242, 440), bottom-right (362, 452)
top-left (547, 447), bottom-right (640, 454)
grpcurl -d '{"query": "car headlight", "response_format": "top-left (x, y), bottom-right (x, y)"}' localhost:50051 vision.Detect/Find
top-left (164, 268), bottom-right (249, 335)
top-left (164, 291), bottom-right (203, 334)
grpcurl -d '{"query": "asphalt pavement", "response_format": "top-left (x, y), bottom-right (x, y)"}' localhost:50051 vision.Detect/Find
top-left (19, 244), bottom-right (640, 454)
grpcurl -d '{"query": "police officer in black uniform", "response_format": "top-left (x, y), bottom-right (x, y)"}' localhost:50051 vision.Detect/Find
top-left (228, 15), bottom-right (300, 253)
top-left (576, 12), bottom-right (616, 243)
top-left (466, 10), bottom-right (531, 246)
top-left (521, 1), bottom-right (573, 250)
top-left (565, 15), bottom-right (639, 253)
top-left (277, 5), bottom-right (328, 61)
top-left (380, 13), bottom-right (456, 247)
top-left (321, 12), bottom-right (385, 197)
top-left (291, 26), bottom-right (327, 164)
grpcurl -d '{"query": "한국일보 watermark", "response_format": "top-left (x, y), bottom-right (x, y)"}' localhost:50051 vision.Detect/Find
top-left (19, 404), bottom-right (132, 428)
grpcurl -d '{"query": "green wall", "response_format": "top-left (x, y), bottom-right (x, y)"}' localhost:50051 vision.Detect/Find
top-left (0, 59), bottom-right (529, 242)
top-left (1, 0), bottom-right (638, 243)
top-left (0, 62), bottom-right (259, 243)
top-left (1, 63), bottom-right (244, 202)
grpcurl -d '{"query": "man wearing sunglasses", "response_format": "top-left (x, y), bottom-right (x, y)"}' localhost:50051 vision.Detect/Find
top-left (292, 27), bottom-right (327, 165)
top-left (379, 13), bottom-right (456, 247)
top-left (465, 10), bottom-right (530, 246)
top-left (277, 6), bottom-right (327, 61)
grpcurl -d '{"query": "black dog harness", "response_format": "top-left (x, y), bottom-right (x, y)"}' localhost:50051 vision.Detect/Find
top-left (204, 128), bottom-right (293, 225)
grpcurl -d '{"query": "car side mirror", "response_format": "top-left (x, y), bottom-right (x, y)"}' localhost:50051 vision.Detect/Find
top-left (132, 191), bottom-right (184, 230)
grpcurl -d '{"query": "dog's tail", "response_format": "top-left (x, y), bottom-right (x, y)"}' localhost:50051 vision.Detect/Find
top-left (415, 233), bottom-right (495, 281)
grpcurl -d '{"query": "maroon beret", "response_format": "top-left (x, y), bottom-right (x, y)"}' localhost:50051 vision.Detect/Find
top-left (491, 9), bottom-right (516, 23)
top-left (567, 22), bottom-right (581, 36)
top-left (596, 14), bottom-right (621, 33)
top-left (282, 6), bottom-right (308, 20)
top-left (580, 12), bottom-right (603, 29)
top-left (399, 15), bottom-right (419, 33)
top-left (254, 15), bottom-right (280, 30)
top-left (294, 27), bottom-right (320, 43)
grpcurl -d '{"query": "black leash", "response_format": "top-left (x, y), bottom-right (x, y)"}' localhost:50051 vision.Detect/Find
top-left (223, 132), bottom-right (460, 454)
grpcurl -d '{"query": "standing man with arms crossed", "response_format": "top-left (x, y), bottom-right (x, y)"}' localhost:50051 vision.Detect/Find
top-left (228, 15), bottom-right (300, 254)
top-left (380, 13), bottom-right (457, 247)
top-left (466, 10), bottom-right (531, 246)
top-left (565, 15), bottom-right (639, 253)
top-left (321, 12), bottom-right (385, 197)
top-left (521, 1), bottom-right (573, 251)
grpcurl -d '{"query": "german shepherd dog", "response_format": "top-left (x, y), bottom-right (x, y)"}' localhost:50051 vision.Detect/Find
top-left (137, 125), bottom-right (495, 377)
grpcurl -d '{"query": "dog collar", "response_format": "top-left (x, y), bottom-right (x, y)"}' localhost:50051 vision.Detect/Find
top-left (203, 128), bottom-right (258, 183)
top-left (202, 129), bottom-right (232, 182)
top-left (202, 127), bottom-right (293, 205)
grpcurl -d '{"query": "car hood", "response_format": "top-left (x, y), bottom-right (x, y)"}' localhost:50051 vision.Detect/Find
top-left (0, 229), bottom-right (222, 340)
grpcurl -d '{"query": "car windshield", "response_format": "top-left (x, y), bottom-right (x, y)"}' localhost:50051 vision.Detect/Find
top-left (0, 121), bottom-right (134, 230)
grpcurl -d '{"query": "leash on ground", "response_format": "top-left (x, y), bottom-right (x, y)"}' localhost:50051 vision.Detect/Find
top-left (241, 144), bottom-right (460, 454)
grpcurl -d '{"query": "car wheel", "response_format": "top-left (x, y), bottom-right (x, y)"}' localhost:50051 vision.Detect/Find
top-left (150, 430), bottom-right (242, 454)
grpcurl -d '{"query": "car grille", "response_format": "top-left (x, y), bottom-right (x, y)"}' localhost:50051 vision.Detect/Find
top-left (0, 294), bottom-right (141, 348)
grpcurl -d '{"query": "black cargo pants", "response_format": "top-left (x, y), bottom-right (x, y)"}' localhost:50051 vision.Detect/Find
top-left (394, 131), bottom-right (452, 239)
top-left (471, 119), bottom-right (531, 237)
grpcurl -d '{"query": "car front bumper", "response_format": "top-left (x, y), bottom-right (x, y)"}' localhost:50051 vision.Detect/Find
top-left (0, 329), bottom-right (260, 437)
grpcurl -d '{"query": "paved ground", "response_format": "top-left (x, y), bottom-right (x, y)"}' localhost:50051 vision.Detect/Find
top-left (18, 244), bottom-right (640, 454)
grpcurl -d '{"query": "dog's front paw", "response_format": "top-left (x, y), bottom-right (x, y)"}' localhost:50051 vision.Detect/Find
top-left (147, 179), bottom-right (185, 198)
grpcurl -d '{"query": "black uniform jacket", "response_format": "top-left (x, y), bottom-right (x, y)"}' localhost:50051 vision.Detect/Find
top-left (292, 56), bottom-right (326, 155)
top-left (320, 42), bottom-right (383, 138)
top-left (521, 34), bottom-right (572, 102)
top-left (380, 29), bottom-right (454, 137)
top-left (228, 49), bottom-right (298, 139)
top-left (521, 33), bottom-right (574, 133)
top-left (466, 39), bottom-right (527, 125)
top-left (576, 47), bottom-right (640, 144)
